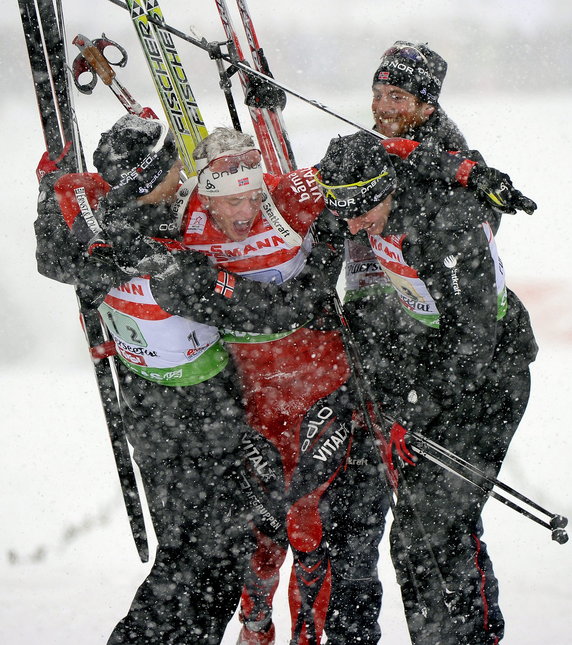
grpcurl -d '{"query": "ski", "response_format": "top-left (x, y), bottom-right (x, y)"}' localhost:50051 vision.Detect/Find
top-left (213, 0), bottom-right (289, 174)
top-left (124, 0), bottom-right (207, 175)
top-left (20, 0), bottom-right (82, 170)
top-left (234, 0), bottom-right (297, 170)
top-left (143, 0), bottom-right (208, 142)
top-left (19, 0), bottom-right (149, 563)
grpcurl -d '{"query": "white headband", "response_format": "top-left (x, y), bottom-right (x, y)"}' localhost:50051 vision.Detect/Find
top-left (196, 149), bottom-right (264, 197)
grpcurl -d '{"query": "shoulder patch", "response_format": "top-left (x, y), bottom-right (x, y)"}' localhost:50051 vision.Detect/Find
top-left (54, 172), bottom-right (109, 230)
top-left (271, 168), bottom-right (325, 235)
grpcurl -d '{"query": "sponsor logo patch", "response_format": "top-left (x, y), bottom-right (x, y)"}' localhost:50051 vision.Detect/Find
top-left (186, 211), bottom-right (207, 234)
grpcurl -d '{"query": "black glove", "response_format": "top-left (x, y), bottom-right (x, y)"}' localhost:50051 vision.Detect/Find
top-left (467, 165), bottom-right (537, 215)
top-left (313, 207), bottom-right (348, 247)
top-left (245, 75), bottom-right (287, 110)
top-left (243, 57), bottom-right (287, 110)
top-left (75, 247), bottom-right (132, 308)
top-left (290, 207), bottom-right (345, 294)
top-left (107, 227), bottom-right (179, 279)
top-left (149, 250), bottom-right (236, 320)
top-left (97, 200), bottom-right (180, 278)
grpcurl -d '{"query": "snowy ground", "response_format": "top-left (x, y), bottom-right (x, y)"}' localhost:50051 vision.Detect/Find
top-left (2, 1), bottom-right (572, 643)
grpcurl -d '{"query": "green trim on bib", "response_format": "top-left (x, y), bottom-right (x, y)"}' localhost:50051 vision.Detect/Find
top-left (344, 283), bottom-right (395, 303)
top-left (119, 340), bottom-right (229, 386)
top-left (223, 328), bottom-right (299, 344)
top-left (399, 307), bottom-right (440, 329)
top-left (497, 287), bottom-right (508, 321)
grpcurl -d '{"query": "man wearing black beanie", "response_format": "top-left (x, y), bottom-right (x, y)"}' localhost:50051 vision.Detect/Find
top-left (317, 127), bottom-right (538, 645)
top-left (332, 40), bottom-right (538, 645)
top-left (370, 40), bottom-right (461, 144)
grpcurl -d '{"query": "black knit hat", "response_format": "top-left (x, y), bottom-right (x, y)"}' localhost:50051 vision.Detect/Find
top-left (316, 131), bottom-right (396, 219)
top-left (372, 41), bottom-right (447, 105)
top-left (93, 114), bottom-right (179, 201)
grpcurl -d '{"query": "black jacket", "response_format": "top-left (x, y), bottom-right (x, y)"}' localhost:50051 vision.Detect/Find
top-left (369, 171), bottom-right (537, 422)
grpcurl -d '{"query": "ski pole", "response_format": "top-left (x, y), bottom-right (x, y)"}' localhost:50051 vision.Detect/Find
top-left (329, 290), bottom-right (451, 613)
top-left (410, 439), bottom-right (568, 542)
top-left (205, 39), bottom-right (244, 132)
top-left (407, 430), bottom-right (569, 543)
top-left (72, 34), bottom-right (155, 117)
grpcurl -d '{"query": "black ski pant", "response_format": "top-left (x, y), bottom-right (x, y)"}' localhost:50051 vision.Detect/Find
top-left (107, 365), bottom-right (254, 645)
top-left (390, 367), bottom-right (531, 645)
top-left (323, 424), bottom-right (391, 645)
top-left (238, 377), bottom-right (391, 645)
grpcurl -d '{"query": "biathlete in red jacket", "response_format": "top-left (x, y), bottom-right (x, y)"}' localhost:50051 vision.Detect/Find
top-left (34, 115), bottom-right (379, 645)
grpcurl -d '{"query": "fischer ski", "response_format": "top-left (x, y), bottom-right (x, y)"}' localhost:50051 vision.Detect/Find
top-left (142, 0), bottom-right (208, 140)
top-left (124, 0), bottom-right (208, 175)
top-left (19, 0), bottom-right (149, 562)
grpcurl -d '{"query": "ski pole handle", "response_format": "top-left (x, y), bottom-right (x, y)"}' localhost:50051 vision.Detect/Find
top-left (72, 33), bottom-right (155, 118)
top-left (73, 33), bottom-right (116, 89)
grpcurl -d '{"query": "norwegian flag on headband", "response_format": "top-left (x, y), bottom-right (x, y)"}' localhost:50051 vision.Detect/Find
top-left (377, 71), bottom-right (390, 81)
top-left (215, 270), bottom-right (236, 298)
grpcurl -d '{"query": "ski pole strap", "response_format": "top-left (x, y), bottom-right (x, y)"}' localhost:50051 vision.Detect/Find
top-left (90, 339), bottom-right (117, 360)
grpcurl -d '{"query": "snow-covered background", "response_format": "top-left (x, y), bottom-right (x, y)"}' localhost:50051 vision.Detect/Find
top-left (1, 1), bottom-right (571, 643)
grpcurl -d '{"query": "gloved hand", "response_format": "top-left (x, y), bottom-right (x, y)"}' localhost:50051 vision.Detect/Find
top-left (108, 228), bottom-right (179, 279)
top-left (97, 199), bottom-right (181, 278)
top-left (75, 245), bottom-right (132, 308)
top-left (313, 207), bottom-right (348, 248)
top-left (36, 141), bottom-right (73, 182)
top-left (97, 217), bottom-right (175, 280)
top-left (301, 207), bottom-right (348, 294)
top-left (244, 70), bottom-right (287, 110)
top-left (386, 421), bottom-right (416, 465)
top-left (306, 243), bottom-right (344, 291)
top-left (467, 165), bottom-right (537, 215)
top-left (378, 420), bottom-right (416, 490)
